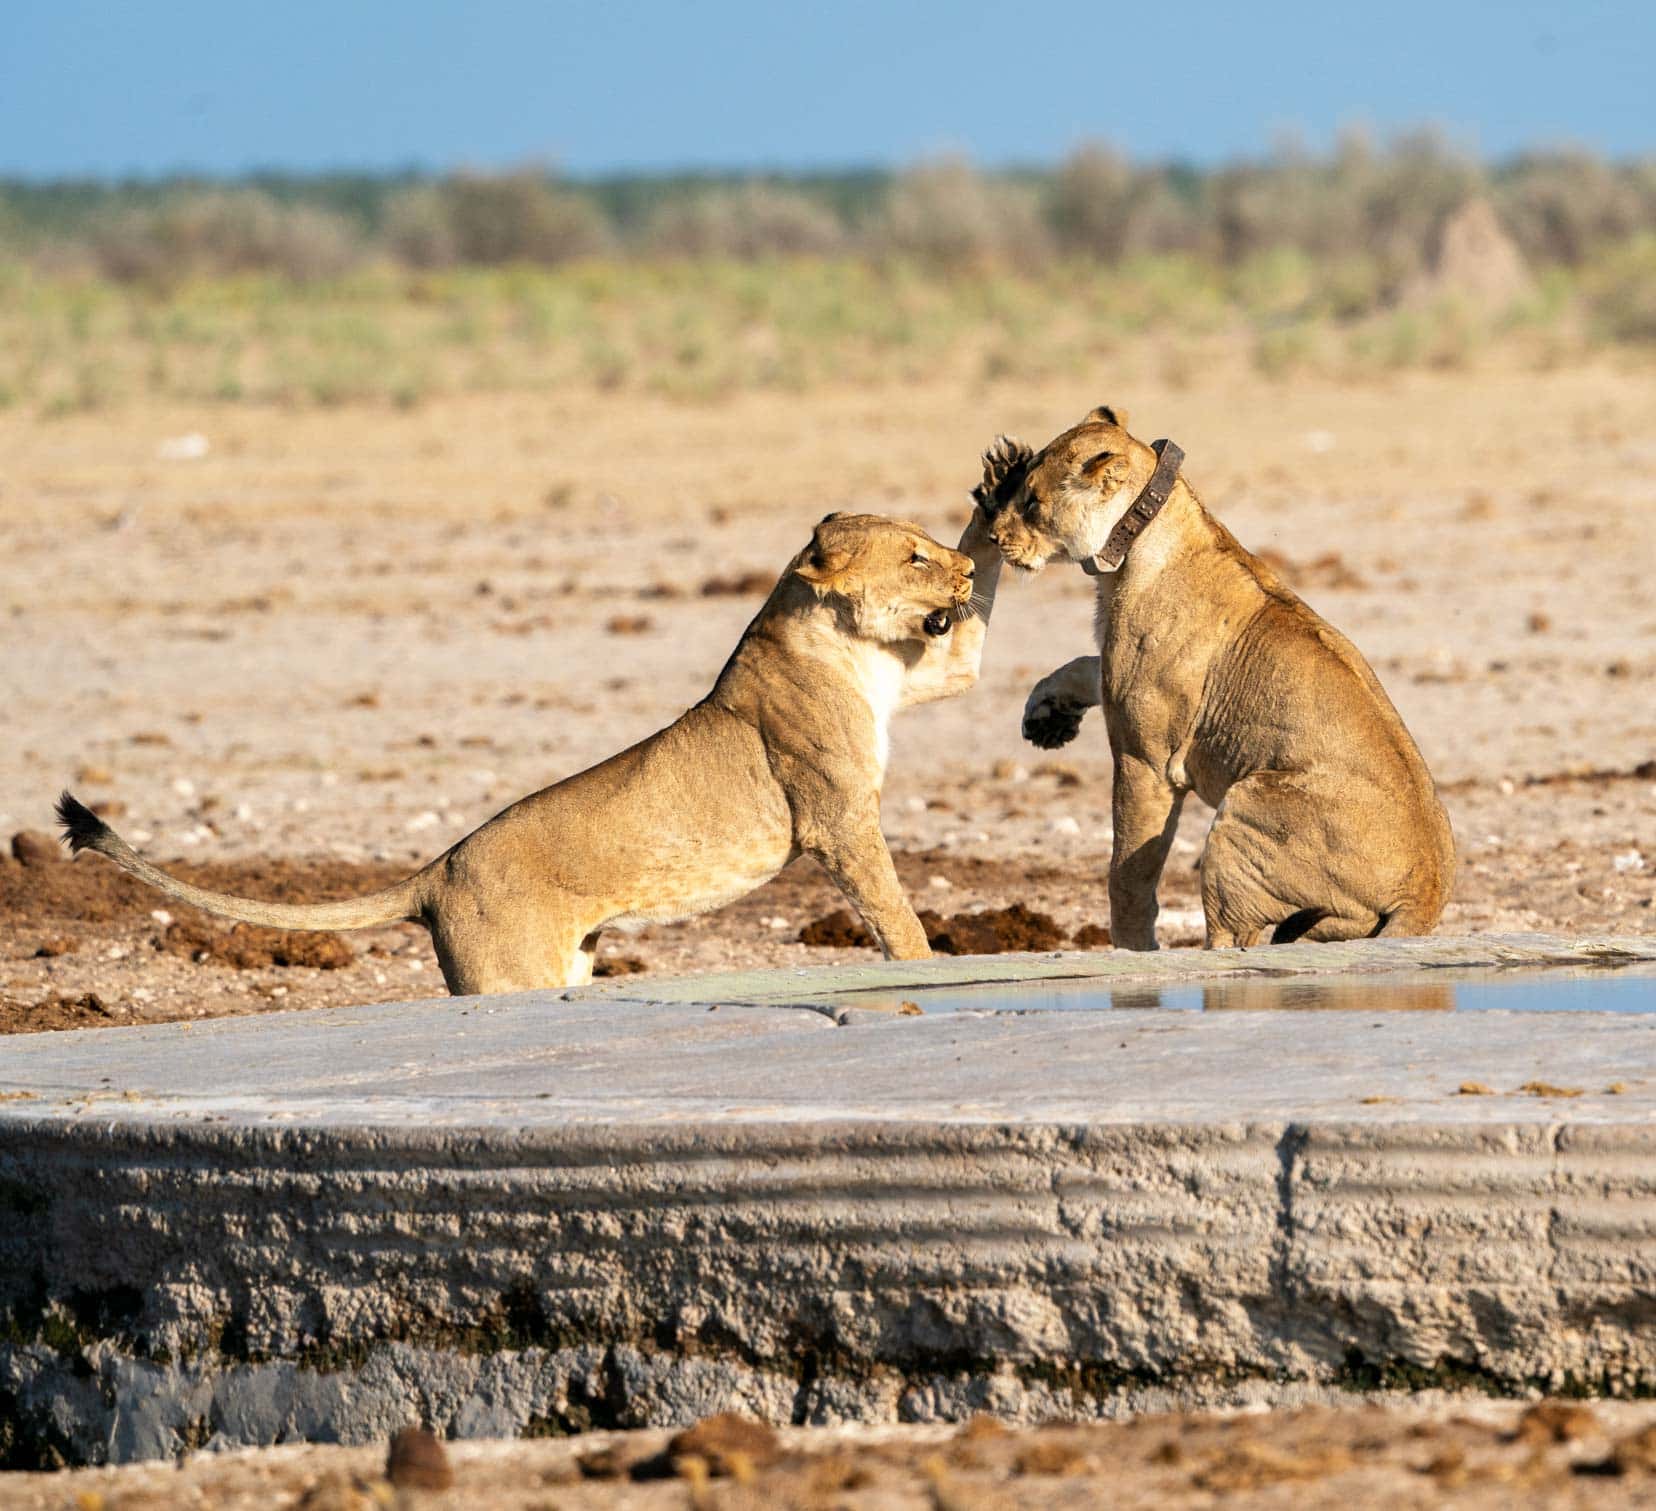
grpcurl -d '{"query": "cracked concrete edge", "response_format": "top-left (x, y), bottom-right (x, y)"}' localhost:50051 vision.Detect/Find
top-left (565, 932), bottom-right (1656, 1008)
top-left (4, 1115), bottom-right (1655, 1465)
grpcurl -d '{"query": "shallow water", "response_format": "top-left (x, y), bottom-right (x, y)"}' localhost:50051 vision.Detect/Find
top-left (865, 962), bottom-right (1656, 1016)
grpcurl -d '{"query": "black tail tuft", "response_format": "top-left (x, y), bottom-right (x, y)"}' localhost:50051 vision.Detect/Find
top-left (55, 790), bottom-right (109, 855)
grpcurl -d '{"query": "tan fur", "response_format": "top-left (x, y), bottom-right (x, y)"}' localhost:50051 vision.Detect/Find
top-left (60, 504), bottom-right (1009, 995)
top-left (988, 405), bottom-right (1454, 950)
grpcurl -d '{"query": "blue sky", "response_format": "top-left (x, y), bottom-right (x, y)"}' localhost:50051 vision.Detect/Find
top-left (2, 0), bottom-right (1652, 179)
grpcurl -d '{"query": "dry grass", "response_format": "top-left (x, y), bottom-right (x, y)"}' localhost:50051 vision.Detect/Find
top-left (0, 247), bottom-right (1637, 416)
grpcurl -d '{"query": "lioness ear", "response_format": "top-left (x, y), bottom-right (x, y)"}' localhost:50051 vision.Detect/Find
top-left (1081, 450), bottom-right (1129, 484)
top-left (796, 525), bottom-right (854, 586)
top-left (1088, 403), bottom-right (1129, 429)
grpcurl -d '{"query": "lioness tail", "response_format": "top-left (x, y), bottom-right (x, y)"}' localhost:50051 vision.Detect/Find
top-left (55, 790), bottom-right (425, 932)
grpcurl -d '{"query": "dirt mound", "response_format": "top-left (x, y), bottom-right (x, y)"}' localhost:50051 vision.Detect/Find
top-left (1406, 198), bottom-right (1534, 312)
top-left (799, 901), bottom-right (1067, 954)
top-left (0, 991), bottom-right (125, 1035)
top-left (157, 918), bottom-right (354, 970)
top-left (926, 902), bottom-right (1066, 954)
top-left (1255, 549), bottom-right (1367, 591)
top-left (593, 954), bottom-right (647, 977)
top-left (797, 909), bottom-right (874, 947)
top-left (698, 569), bottom-right (773, 597)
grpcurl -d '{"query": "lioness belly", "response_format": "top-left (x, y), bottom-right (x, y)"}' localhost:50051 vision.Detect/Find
top-left (603, 832), bottom-right (797, 933)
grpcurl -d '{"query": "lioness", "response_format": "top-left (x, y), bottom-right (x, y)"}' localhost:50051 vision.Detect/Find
top-left (58, 499), bottom-right (1011, 995)
top-left (985, 405), bottom-right (1453, 949)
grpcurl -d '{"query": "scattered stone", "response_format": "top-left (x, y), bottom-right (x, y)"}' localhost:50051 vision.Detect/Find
top-left (1256, 549), bottom-right (1367, 591)
top-left (1526, 611), bottom-right (1552, 634)
top-left (1457, 1081), bottom-right (1496, 1096)
top-left (11, 831), bottom-right (60, 868)
top-left (1513, 1401), bottom-right (1600, 1445)
top-left (386, 1425), bottom-right (453, 1491)
top-left (156, 431), bottom-right (210, 462)
top-left (664, 1413), bottom-right (780, 1478)
top-left (1609, 1423), bottom-right (1656, 1475)
top-left (75, 764), bottom-right (115, 785)
top-left (33, 936), bottom-right (78, 958)
top-left (699, 570), bottom-right (773, 597)
top-left (1520, 1080), bottom-right (1584, 1098)
top-left (1014, 1438), bottom-right (1091, 1476)
top-left (1192, 1440), bottom-right (1355, 1492)
top-left (605, 613), bottom-right (653, 635)
top-left (129, 730), bottom-right (172, 747)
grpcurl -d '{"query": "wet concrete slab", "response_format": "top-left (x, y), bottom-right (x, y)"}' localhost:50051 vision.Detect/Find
top-left (3, 933), bottom-right (1655, 1465)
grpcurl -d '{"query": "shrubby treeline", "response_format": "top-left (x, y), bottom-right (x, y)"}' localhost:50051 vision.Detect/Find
top-left (3, 132), bottom-right (1654, 285)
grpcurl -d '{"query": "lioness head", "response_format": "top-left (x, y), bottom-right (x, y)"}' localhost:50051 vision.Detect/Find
top-left (793, 513), bottom-right (975, 643)
top-left (986, 404), bottom-right (1161, 573)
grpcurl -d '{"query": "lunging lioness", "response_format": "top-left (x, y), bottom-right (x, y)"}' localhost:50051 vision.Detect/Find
top-left (985, 405), bottom-right (1453, 949)
top-left (58, 501), bottom-right (1010, 995)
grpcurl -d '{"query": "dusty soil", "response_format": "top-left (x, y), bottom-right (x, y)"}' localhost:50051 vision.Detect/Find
top-left (8, 1401), bottom-right (1656, 1509)
top-left (2, 361), bottom-right (1653, 1024)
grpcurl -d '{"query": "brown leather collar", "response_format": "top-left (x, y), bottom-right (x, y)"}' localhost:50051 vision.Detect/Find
top-left (1079, 439), bottom-right (1184, 576)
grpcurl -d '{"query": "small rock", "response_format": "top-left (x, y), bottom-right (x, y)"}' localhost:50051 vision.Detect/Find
top-left (75, 764), bottom-right (115, 785)
top-left (12, 831), bottom-right (60, 867)
top-left (1049, 816), bottom-right (1082, 836)
top-left (666, 1413), bottom-right (780, 1477)
top-left (386, 1425), bottom-right (453, 1491)
top-left (1612, 850), bottom-right (1645, 874)
top-left (156, 431), bottom-right (210, 462)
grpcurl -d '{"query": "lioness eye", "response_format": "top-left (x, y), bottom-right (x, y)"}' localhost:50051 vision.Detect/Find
top-left (910, 552), bottom-right (928, 565)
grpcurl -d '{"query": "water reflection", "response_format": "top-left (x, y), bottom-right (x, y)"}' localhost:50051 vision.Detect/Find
top-left (1201, 980), bottom-right (1454, 1012)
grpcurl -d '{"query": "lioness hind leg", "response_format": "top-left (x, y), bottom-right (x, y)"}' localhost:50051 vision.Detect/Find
top-left (1201, 772), bottom-right (1374, 950)
top-left (429, 908), bottom-right (598, 996)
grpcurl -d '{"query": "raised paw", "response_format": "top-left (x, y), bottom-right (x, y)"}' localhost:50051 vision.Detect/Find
top-left (1022, 695), bottom-right (1086, 749)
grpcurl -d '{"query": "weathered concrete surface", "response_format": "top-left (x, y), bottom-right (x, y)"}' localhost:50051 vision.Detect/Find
top-left (3, 934), bottom-right (1655, 1466)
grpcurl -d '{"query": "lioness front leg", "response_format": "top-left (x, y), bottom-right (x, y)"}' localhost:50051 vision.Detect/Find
top-left (902, 504), bottom-right (1006, 708)
top-left (1109, 754), bottom-right (1186, 951)
top-left (807, 822), bottom-right (931, 960)
top-left (1022, 656), bottom-right (1101, 749)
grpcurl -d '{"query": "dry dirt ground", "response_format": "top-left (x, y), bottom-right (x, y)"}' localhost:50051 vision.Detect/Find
top-left (8, 1402), bottom-right (1656, 1510)
top-left (2, 362), bottom-right (1654, 1027)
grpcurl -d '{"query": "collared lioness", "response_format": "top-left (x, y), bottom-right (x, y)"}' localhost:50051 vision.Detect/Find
top-left (58, 497), bottom-right (1011, 995)
top-left (985, 405), bottom-right (1453, 950)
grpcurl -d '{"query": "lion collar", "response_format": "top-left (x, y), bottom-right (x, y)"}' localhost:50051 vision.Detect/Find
top-left (1078, 438), bottom-right (1185, 577)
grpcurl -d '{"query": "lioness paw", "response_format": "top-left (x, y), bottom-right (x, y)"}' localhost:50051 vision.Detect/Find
top-left (973, 435), bottom-right (1034, 516)
top-left (1022, 696), bottom-right (1086, 749)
